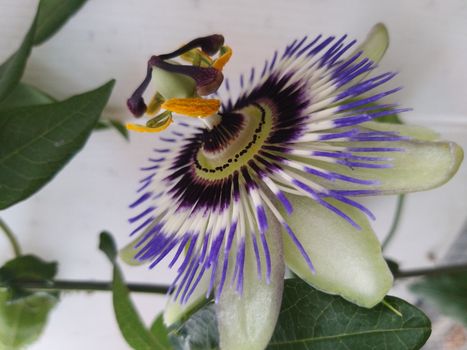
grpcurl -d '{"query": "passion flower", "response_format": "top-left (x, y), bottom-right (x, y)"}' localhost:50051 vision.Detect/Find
top-left (123, 25), bottom-right (463, 350)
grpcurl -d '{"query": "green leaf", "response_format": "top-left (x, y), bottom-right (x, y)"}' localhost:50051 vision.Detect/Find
top-left (354, 101), bottom-right (402, 124)
top-left (267, 279), bottom-right (431, 350)
top-left (95, 119), bottom-right (130, 140)
top-left (0, 255), bottom-right (58, 301)
top-left (385, 258), bottom-right (401, 275)
top-left (0, 0), bottom-right (87, 102)
top-left (0, 83), bottom-right (55, 110)
top-left (375, 114), bottom-right (402, 124)
top-left (0, 80), bottom-right (115, 209)
top-left (99, 232), bottom-right (170, 350)
top-left (0, 255), bottom-right (57, 285)
top-left (111, 266), bottom-right (160, 350)
top-left (0, 290), bottom-right (58, 349)
top-left (0, 255), bottom-right (58, 348)
top-left (99, 231), bottom-right (117, 262)
top-left (34, 0), bottom-right (88, 45)
top-left (0, 0), bottom-right (86, 102)
top-left (150, 314), bottom-right (173, 349)
top-left (109, 120), bottom-right (130, 140)
top-left (169, 303), bottom-right (219, 350)
top-left (0, 17), bottom-right (36, 103)
top-left (411, 271), bottom-right (467, 327)
top-left (0, 85), bottom-right (125, 142)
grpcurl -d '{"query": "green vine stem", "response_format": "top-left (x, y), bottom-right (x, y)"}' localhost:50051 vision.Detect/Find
top-left (0, 280), bottom-right (169, 294)
top-left (0, 218), bottom-right (22, 257)
top-left (382, 299), bottom-right (402, 317)
top-left (1, 263), bottom-right (467, 294)
top-left (393, 263), bottom-right (467, 278)
top-left (382, 194), bottom-right (405, 251)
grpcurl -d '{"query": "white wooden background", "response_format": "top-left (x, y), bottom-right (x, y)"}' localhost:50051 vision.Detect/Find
top-left (1, 0), bottom-right (467, 348)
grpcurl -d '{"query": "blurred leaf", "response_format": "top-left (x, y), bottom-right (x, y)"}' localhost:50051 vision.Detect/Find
top-left (0, 255), bottom-right (58, 348)
top-left (0, 83), bottom-right (55, 110)
top-left (336, 98), bottom-right (403, 125)
top-left (0, 80), bottom-right (115, 209)
top-left (0, 0), bottom-right (87, 103)
top-left (94, 120), bottom-right (109, 130)
top-left (99, 231), bottom-right (117, 262)
top-left (0, 18), bottom-right (36, 103)
top-left (95, 119), bottom-right (130, 140)
top-left (385, 258), bottom-right (400, 275)
top-left (0, 255), bottom-right (57, 285)
top-left (34, 0), bottom-right (88, 45)
top-left (364, 101), bottom-right (402, 124)
top-left (0, 290), bottom-right (58, 349)
top-left (111, 266), bottom-right (160, 349)
top-left (411, 271), bottom-right (467, 327)
top-left (169, 303), bottom-right (219, 350)
top-left (267, 279), bottom-right (431, 350)
top-left (109, 120), bottom-right (130, 140)
top-left (150, 314), bottom-right (173, 349)
top-left (376, 113), bottom-right (402, 124)
top-left (99, 232), bottom-right (171, 350)
top-left (0, 255), bottom-right (58, 302)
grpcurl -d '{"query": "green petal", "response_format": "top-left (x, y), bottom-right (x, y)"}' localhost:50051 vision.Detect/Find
top-left (361, 121), bottom-right (439, 141)
top-left (341, 23), bottom-right (389, 86)
top-left (313, 139), bottom-right (463, 195)
top-left (119, 236), bottom-right (146, 266)
top-left (122, 234), bottom-right (211, 325)
top-left (216, 214), bottom-right (285, 350)
top-left (283, 195), bottom-right (393, 308)
top-left (353, 23), bottom-right (389, 65)
top-left (163, 272), bottom-right (210, 326)
top-left (152, 64), bottom-right (196, 100)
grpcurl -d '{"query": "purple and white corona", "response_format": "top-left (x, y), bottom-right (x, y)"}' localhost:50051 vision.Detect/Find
top-left (124, 24), bottom-right (462, 350)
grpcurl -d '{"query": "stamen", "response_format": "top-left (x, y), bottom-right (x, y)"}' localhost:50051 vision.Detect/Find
top-left (162, 98), bottom-right (220, 117)
top-left (212, 46), bottom-right (233, 71)
top-left (127, 35), bottom-right (234, 135)
top-left (146, 92), bottom-right (165, 115)
top-left (126, 111), bottom-right (173, 133)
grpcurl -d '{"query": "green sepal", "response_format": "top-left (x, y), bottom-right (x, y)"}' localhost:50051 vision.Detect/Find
top-left (283, 195), bottom-right (393, 308)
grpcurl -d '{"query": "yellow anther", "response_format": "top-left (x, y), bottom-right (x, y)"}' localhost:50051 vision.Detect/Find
top-left (212, 46), bottom-right (232, 71)
top-left (162, 98), bottom-right (220, 117)
top-left (146, 92), bottom-right (165, 115)
top-left (126, 116), bottom-right (173, 133)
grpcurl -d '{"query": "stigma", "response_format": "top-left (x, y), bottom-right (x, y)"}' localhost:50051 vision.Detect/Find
top-left (126, 35), bottom-right (232, 133)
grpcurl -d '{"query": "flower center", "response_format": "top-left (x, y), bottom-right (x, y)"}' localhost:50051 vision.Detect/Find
top-left (194, 100), bottom-right (274, 180)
